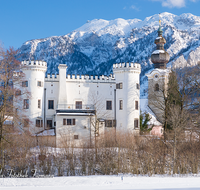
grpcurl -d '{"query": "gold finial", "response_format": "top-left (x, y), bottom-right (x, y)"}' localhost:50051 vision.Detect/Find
top-left (159, 13), bottom-right (161, 26)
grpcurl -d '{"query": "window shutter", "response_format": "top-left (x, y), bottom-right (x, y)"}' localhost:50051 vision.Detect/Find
top-left (73, 119), bottom-right (76, 125)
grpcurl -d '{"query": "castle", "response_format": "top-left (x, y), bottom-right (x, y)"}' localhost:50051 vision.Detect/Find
top-left (14, 60), bottom-right (141, 147)
top-left (14, 18), bottom-right (170, 146)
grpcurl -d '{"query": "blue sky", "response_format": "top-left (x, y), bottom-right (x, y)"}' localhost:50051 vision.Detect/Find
top-left (0, 0), bottom-right (199, 49)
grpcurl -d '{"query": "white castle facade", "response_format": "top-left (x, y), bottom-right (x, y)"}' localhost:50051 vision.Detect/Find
top-left (14, 60), bottom-right (141, 147)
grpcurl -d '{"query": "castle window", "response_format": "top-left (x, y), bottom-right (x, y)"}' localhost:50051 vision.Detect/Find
top-left (116, 83), bottom-right (123, 89)
top-left (47, 120), bottom-right (52, 128)
top-left (66, 119), bottom-right (76, 125)
top-left (135, 101), bottom-right (138, 110)
top-left (15, 89), bottom-right (21, 96)
top-left (75, 101), bottom-right (82, 109)
top-left (106, 101), bottom-right (112, 110)
top-left (22, 81), bottom-right (28, 87)
top-left (63, 118), bottom-right (66, 125)
top-left (155, 83), bottom-right (159, 91)
top-left (136, 83), bottom-right (140, 89)
top-left (119, 100), bottom-right (123, 110)
top-left (74, 135), bottom-right (79, 139)
top-left (38, 99), bottom-right (41, 109)
top-left (23, 99), bottom-right (29, 109)
top-left (37, 81), bottom-right (42, 87)
top-left (106, 120), bottom-right (112, 127)
top-left (48, 100), bottom-right (54, 109)
top-left (105, 120), bottom-right (116, 127)
top-left (36, 119), bottom-right (43, 127)
top-left (134, 119), bottom-right (139, 128)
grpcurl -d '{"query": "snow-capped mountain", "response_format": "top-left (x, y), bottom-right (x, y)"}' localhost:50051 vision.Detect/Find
top-left (18, 12), bottom-right (200, 85)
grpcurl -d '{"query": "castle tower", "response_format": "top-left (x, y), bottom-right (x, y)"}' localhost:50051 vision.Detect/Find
top-left (20, 60), bottom-right (47, 133)
top-left (113, 62), bottom-right (141, 132)
top-left (146, 16), bottom-right (171, 123)
top-left (58, 64), bottom-right (67, 109)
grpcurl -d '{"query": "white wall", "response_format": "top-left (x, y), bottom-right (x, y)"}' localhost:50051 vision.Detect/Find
top-left (17, 61), bottom-right (141, 141)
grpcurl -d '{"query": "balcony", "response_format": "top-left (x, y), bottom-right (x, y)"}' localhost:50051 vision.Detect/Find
top-left (57, 104), bottom-right (94, 110)
top-left (56, 104), bottom-right (95, 116)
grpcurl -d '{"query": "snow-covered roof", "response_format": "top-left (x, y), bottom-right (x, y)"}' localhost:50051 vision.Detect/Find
top-left (140, 99), bottom-right (162, 126)
top-left (152, 50), bottom-right (165, 54)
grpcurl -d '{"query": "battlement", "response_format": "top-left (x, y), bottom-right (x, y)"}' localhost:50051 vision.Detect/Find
top-left (45, 73), bottom-right (115, 82)
top-left (21, 60), bottom-right (47, 67)
top-left (113, 62), bottom-right (140, 69)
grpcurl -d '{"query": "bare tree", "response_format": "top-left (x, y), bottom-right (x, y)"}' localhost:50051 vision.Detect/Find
top-left (0, 46), bottom-right (30, 169)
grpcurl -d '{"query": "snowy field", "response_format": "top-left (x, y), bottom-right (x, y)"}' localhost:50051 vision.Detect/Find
top-left (1, 175), bottom-right (200, 190)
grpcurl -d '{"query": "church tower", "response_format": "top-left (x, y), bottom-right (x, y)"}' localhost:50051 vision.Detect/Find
top-left (146, 15), bottom-right (171, 123)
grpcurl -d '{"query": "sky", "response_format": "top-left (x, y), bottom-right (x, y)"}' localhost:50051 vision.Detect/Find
top-left (0, 0), bottom-right (200, 49)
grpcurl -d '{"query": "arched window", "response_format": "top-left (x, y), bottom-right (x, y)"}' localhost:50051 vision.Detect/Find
top-left (155, 83), bottom-right (159, 91)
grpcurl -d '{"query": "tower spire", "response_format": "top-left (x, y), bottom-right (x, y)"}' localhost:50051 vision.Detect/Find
top-left (151, 13), bottom-right (170, 69)
top-left (158, 13), bottom-right (163, 36)
top-left (159, 13), bottom-right (161, 27)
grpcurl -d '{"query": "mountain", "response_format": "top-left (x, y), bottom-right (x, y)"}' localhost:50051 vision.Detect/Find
top-left (18, 12), bottom-right (200, 96)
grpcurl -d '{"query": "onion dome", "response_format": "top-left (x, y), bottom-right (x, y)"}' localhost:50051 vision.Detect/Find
top-left (151, 19), bottom-right (170, 69)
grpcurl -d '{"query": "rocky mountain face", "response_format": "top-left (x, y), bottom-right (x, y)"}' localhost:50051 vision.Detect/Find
top-left (18, 12), bottom-right (200, 96)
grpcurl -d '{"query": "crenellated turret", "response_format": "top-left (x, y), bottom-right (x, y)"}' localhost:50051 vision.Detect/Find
top-left (21, 60), bottom-right (47, 133)
top-left (113, 62), bottom-right (141, 132)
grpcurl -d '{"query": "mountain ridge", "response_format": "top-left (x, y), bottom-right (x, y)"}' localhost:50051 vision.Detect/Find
top-left (18, 12), bottom-right (200, 80)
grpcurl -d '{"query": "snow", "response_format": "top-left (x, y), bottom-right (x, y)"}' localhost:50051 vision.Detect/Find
top-left (152, 50), bottom-right (165, 54)
top-left (19, 11), bottom-right (200, 86)
top-left (0, 175), bottom-right (200, 190)
top-left (36, 129), bottom-right (55, 136)
top-left (140, 99), bottom-right (162, 125)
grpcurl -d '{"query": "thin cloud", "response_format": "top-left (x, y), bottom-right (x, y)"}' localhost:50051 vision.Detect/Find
top-left (151, 0), bottom-right (196, 8)
top-left (130, 5), bottom-right (140, 11)
top-left (124, 5), bottom-right (140, 11)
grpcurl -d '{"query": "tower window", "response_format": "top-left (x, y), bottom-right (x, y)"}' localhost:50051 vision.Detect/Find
top-left (22, 81), bottom-right (28, 87)
top-left (134, 119), bottom-right (139, 128)
top-left (23, 99), bottom-right (29, 109)
top-left (48, 100), bottom-right (54, 109)
top-left (119, 100), bottom-right (123, 110)
top-left (38, 99), bottom-right (41, 109)
top-left (106, 101), bottom-right (112, 110)
top-left (74, 135), bottom-right (79, 139)
top-left (136, 83), bottom-right (140, 89)
top-left (37, 81), bottom-right (42, 87)
top-left (155, 83), bottom-right (159, 91)
top-left (135, 101), bottom-right (139, 110)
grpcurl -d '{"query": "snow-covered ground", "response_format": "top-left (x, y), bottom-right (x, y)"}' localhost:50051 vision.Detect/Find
top-left (1, 175), bottom-right (200, 190)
